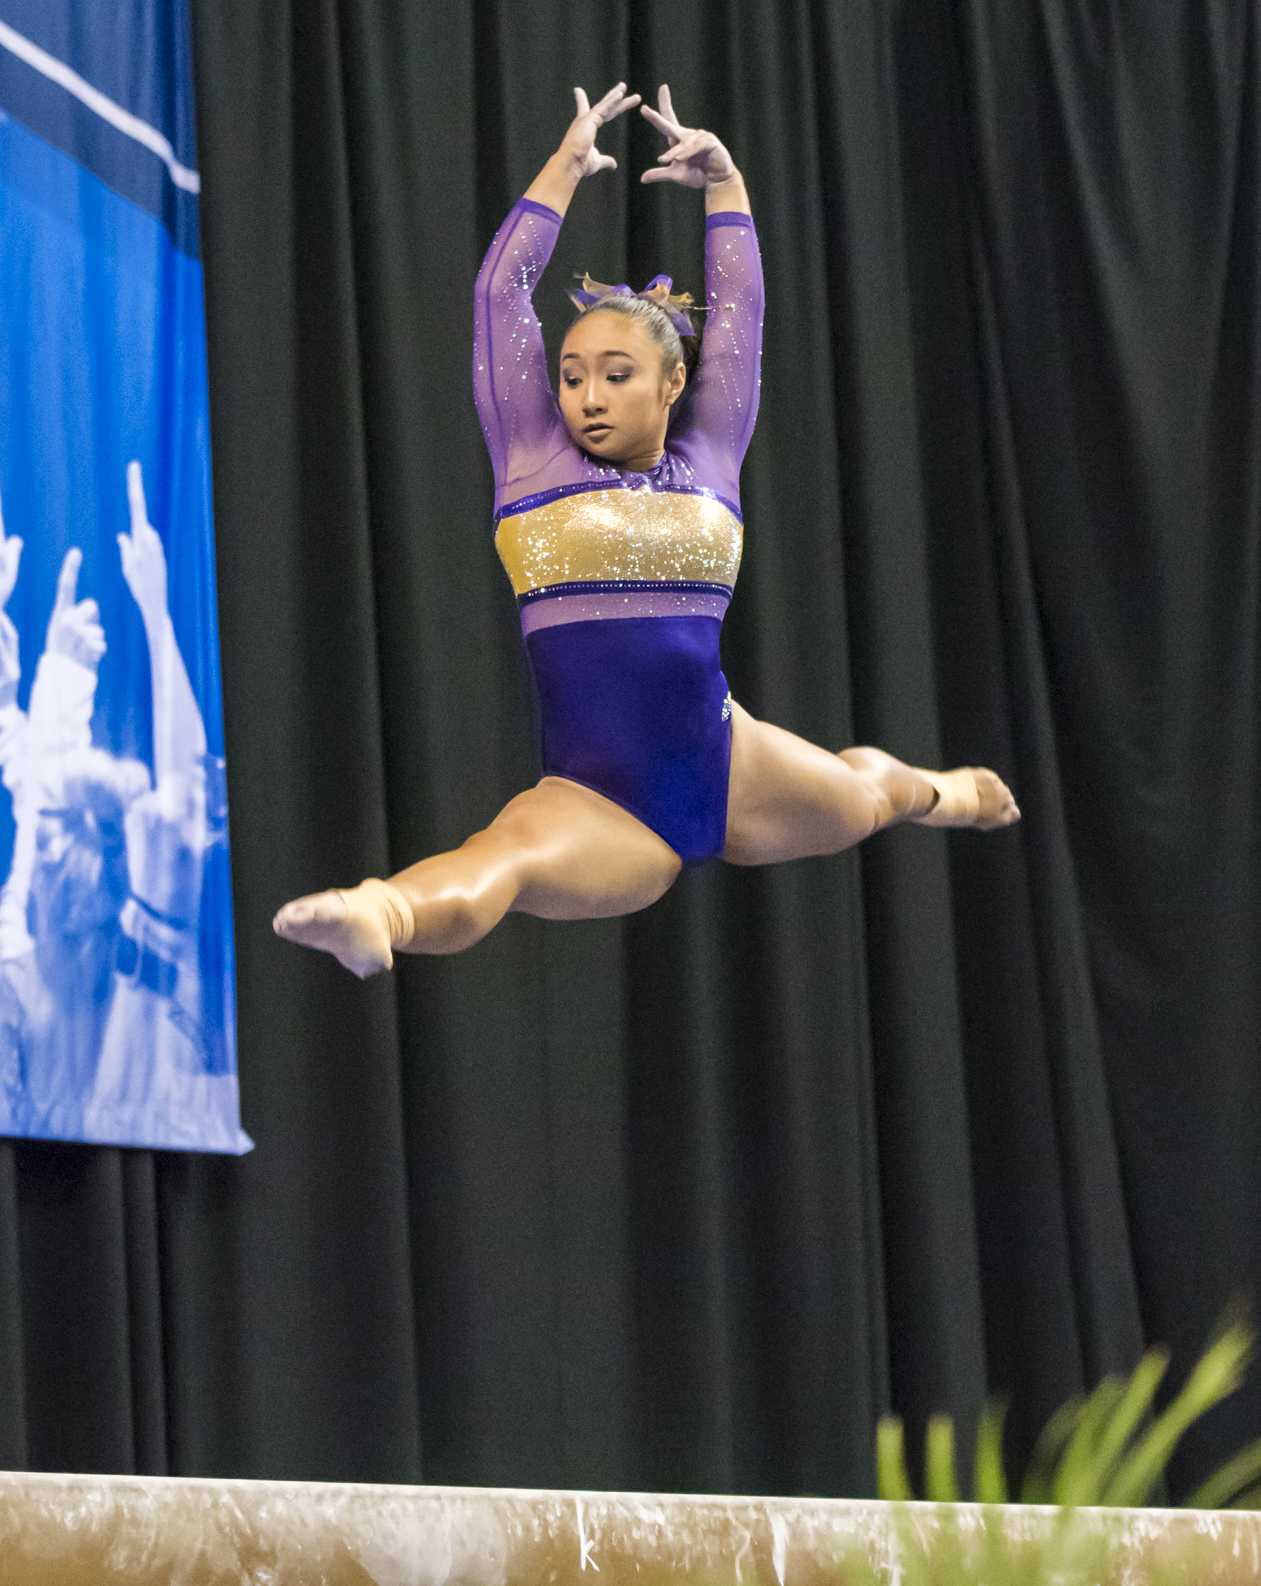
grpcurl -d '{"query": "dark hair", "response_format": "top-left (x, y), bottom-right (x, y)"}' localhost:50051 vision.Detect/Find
top-left (568, 294), bottom-right (701, 382)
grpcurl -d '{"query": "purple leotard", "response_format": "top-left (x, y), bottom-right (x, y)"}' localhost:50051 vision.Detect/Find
top-left (472, 195), bottom-right (763, 861)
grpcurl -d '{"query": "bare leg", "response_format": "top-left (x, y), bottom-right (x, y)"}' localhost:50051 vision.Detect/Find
top-left (273, 776), bottom-right (683, 976)
top-left (722, 703), bottom-right (1019, 867)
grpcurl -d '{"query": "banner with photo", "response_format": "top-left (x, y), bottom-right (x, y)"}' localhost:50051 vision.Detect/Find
top-left (0, 1), bottom-right (250, 1151)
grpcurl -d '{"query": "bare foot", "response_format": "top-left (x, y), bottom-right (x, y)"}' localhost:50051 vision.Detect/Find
top-left (272, 878), bottom-right (412, 977)
top-left (915, 767), bottom-right (1020, 830)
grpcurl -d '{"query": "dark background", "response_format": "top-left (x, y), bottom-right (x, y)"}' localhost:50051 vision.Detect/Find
top-left (0, 0), bottom-right (1257, 1499)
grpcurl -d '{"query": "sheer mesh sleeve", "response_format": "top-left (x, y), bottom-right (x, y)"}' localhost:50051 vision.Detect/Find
top-left (671, 212), bottom-right (764, 494)
top-left (472, 197), bottom-right (568, 492)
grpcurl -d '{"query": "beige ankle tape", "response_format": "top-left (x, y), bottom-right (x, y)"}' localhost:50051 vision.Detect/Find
top-left (915, 769), bottom-right (979, 827)
top-left (357, 878), bottom-right (416, 949)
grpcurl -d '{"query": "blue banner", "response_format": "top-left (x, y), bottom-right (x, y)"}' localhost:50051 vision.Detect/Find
top-left (0, 2), bottom-right (250, 1151)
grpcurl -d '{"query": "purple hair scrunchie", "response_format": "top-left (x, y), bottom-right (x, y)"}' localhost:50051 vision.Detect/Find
top-left (567, 271), bottom-right (700, 338)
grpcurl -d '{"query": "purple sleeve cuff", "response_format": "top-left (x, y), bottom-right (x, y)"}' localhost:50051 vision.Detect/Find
top-left (705, 211), bottom-right (754, 231)
top-left (517, 197), bottom-right (563, 224)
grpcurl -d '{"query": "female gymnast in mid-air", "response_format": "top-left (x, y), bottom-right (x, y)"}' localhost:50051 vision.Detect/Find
top-left (274, 83), bottom-right (1019, 978)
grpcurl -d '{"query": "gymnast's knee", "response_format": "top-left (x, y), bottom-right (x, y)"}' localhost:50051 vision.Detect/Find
top-left (837, 745), bottom-right (885, 775)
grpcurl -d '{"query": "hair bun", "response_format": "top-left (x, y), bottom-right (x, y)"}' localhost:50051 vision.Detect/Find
top-left (568, 271), bottom-right (702, 338)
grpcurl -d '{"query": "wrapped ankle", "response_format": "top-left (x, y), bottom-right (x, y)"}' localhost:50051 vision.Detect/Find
top-left (914, 770), bottom-right (980, 827)
top-left (356, 878), bottom-right (416, 949)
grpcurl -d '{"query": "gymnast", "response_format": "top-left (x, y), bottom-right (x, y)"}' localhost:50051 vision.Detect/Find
top-left (274, 83), bottom-right (1019, 978)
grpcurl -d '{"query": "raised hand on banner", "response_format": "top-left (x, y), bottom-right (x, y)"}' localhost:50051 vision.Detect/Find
top-left (0, 486), bottom-right (22, 610)
top-left (639, 84), bottom-right (736, 189)
top-left (118, 460), bottom-right (169, 630)
top-left (0, 490), bottom-right (20, 708)
top-left (46, 547), bottom-right (107, 672)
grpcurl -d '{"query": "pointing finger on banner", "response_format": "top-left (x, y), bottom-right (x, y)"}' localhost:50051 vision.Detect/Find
top-left (45, 547), bottom-right (105, 670)
top-left (119, 460), bottom-right (169, 626)
top-left (123, 460), bottom-right (164, 565)
top-left (53, 546), bottom-right (82, 613)
top-left (126, 458), bottom-right (148, 534)
top-left (0, 488), bottom-right (22, 610)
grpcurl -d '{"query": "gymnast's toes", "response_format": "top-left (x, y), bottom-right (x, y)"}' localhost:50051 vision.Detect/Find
top-left (274, 890), bottom-right (348, 934)
top-left (972, 768), bottom-right (1021, 830)
top-left (273, 887), bottom-right (394, 978)
top-left (914, 766), bottom-right (1020, 829)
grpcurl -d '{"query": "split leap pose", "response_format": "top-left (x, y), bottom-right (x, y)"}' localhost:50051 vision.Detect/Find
top-left (275, 83), bottom-right (1019, 977)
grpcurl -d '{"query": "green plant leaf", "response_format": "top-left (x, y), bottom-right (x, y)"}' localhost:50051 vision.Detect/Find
top-left (1185, 1432), bottom-right (1261, 1509)
top-left (1053, 1375), bottom-right (1126, 1506)
top-left (973, 1399), bottom-right (1009, 1505)
top-left (1083, 1347), bottom-right (1169, 1498)
top-left (925, 1414), bottom-right (960, 1503)
top-left (1052, 1349), bottom-right (1172, 1507)
top-left (1020, 1393), bottom-right (1084, 1504)
top-left (876, 1416), bottom-right (915, 1503)
top-left (1102, 1323), bottom-right (1252, 1507)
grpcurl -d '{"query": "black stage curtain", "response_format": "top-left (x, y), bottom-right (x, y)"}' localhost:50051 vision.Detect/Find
top-left (0, 0), bottom-right (1256, 1498)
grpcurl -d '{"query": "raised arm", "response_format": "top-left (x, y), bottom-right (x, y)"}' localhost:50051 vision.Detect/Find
top-left (119, 461), bottom-right (207, 783)
top-left (640, 88), bottom-right (764, 475)
top-left (0, 488), bottom-right (23, 732)
top-left (472, 83), bottom-right (641, 492)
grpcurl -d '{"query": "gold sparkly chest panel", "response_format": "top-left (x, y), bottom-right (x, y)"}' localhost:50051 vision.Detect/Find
top-left (495, 484), bottom-right (743, 599)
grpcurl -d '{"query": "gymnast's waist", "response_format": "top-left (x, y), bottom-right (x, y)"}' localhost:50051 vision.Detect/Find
top-left (515, 579), bottom-right (733, 636)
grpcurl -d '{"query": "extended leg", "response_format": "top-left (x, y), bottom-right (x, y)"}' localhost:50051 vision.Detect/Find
top-left (273, 777), bottom-right (683, 976)
top-left (722, 703), bottom-right (1019, 867)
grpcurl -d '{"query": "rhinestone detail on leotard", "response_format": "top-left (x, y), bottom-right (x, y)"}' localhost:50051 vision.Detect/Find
top-left (495, 486), bottom-right (742, 596)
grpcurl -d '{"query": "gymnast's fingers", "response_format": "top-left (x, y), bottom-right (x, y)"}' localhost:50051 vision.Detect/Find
top-left (640, 103), bottom-right (679, 142)
top-left (598, 93), bottom-right (641, 127)
top-left (661, 130), bottom-right (710, 164)
top-left (592, 80), bottom-right (630, 120)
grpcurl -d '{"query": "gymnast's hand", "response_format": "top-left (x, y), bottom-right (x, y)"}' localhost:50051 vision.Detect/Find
top-left (639, 84), bottom-right (736, 189)
top-left (558, 81), bottom-right (642, 180)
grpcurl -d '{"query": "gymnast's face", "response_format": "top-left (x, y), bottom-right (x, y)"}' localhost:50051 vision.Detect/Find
top-left (559, 312), bottom-right (686, 471)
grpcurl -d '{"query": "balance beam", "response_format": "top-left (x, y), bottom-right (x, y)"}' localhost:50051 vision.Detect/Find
top-left (0, 1473), bottom-right (1255, 1583)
